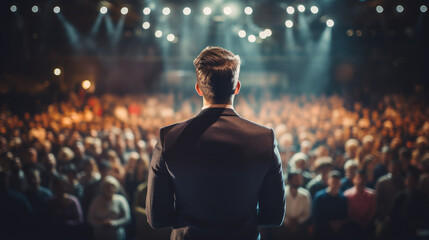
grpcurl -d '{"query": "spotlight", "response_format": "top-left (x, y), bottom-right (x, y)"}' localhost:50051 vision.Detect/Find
top-left (53, 6), bottom-right (60, 14)
top-left (244, 7), bottom-right (253, 15)
top-left (224, 6), bottom-right (232, 15)
top-left (285, 20), bottom-right (293, 28)
top-left (286, 6), bottom-right (295, 14)
top-left (376, 6), bottom-right (383, 13)
top-left (10, 5), bottom-right (17, 12)
top-left (356, 30), bottom-right (362, 37)
top-left (238, 30), bottom-right (246, 38)
top-left (32, 5), bottom-right (39, 13)
top-left (326, 19), bottom-right (334, 27)
top-left (82, 80), bottom-right (91, 90)
top-left (121, 7), bottom-right (128, 15)
top-left (167, 34), bottom-right (175, 42)
top-left (100, 6), bottom-right (108, 14)
top-left (54, 68), bottom-right (61, 76)
top-left (143, 7), bottom-right (151, 15)
top-left (298, 5), bottom-right (305, 12)
top-left (183, 7), bottom-right (191, 15)
top-left (346, 29), bottom-right (354, 37)
top-left (248, 35), bottom-right (256, 43)
top-left (142, 22), bottom-right (150, 29)
top-left (420, 5), bottom-right (427, 13)
top-left (155, 30), bottom-right (163, 38)
top-left (310, 6), bottom-right (319, 14)
top-left (163, 7), bottom-right (170, 15)
top-left (259, 31), bottom-right (267, 39)
top-left (264, 29), bottom-right (272, 37)
top-left (396, 5), bottom-right (404, 13)
top-left (203, 7), bottom-right (212, 15)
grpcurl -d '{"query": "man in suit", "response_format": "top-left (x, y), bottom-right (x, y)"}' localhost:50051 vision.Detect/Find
top-left (146, 46), bottom-right (286, 240)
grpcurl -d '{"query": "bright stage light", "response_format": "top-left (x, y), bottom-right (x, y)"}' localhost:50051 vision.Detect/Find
top-left (53, 6), bottom-right (60, 14)
top-left (396, 5), bottom-right (404, 13)
top-left (310, 6), bottom-right (319, 14)
top-left (203, 7), bottom-right (212, 15)
top-left (100, 6), bottom-right (108, 14)
top-left (121, 7), bottom-right (128, 15)
top-left (286, 6), bottom-right (295, 14)
top-left (326, 19), bottom-right (334, 27)
top-left (420, 5), bottom-right (427, 13)
top-left (259, 31), bottom-right (267, 39)
top-left (264, 29), bottom-right (272, 37)
top-left (155, 30), bottom-right (163, 38)
top-left (248, 35), bottom-right (256, 43)
top-left (376, 6), bottom-right (383, 13)
top-left (346, 29), bottom-right (354, 37)
top-left (32, 5), bottom-right (39, 13)
top-left (167, 34), bottom-right (175, 42)
top-left (143, 7), bottom-right (151, 15)
top-left (183, 7), bottom-right (191, 15)
top-left (142, 22), bottom-right (150, 29)
top-left (162, 7), bottom-right (170, 15)
top-left (285, 20), bottom-right (293, 28)
top-left (238, 30), bottom-right (246, 38)
top-left (54, 68), bottom-right (61, 76)
top-left (10, 5), bottom-right (17, 12)
top-left (224, 7), bottom-right (232, 15)
top-left (82, 80), bottom-right (91, 90)
top-left (298, 5), bottom-right (305, 12)
top-left (244, 7), bottom-right (253, 15)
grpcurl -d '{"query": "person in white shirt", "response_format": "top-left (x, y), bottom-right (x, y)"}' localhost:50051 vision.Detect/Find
top-left (271, 171), bottom-right (311, 240)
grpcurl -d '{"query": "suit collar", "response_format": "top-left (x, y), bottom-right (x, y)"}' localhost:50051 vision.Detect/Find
top-left (197, 107), bottom-right (239, 117)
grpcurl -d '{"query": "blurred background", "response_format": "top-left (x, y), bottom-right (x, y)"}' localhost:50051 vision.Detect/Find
top-left (1, 1), bottom-right (429, 240)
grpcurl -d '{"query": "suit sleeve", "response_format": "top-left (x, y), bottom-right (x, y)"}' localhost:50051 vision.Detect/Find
top-left (257, 129), bottom-right (286, 227)
top-left (146, 131), bottom-right (175, 229)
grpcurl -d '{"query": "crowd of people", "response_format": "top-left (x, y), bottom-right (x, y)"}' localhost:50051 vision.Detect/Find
top-left (1, 92), bottom-right (429, 240)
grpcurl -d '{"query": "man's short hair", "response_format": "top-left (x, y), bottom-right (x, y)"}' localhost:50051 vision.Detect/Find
top-left (329, 170), bottom-right (342, 179)
top-left (193, 46), bottom-right (241, 103)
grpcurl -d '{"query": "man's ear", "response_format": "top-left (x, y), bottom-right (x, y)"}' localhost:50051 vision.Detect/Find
top-left (233, 81), bottom-right (241, 95)
top-left (195, 83), bottom-right (203, 96)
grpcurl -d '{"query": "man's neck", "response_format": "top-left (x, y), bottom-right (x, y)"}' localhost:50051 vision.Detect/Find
top-left (202, 98), bottom-right (234, 110)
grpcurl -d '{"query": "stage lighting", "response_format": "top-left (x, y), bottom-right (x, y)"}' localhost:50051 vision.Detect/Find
top-left (203, 7), bottom-right (212, 15)
top-left (10, 5), bottom-right (17, 12)
top-left (100, 6), bottom-right (108, 14)
top-left (310, 6), bottom-right (319, 14)
top-left (155, 30), bottom-right (163, 38)
top-left (259, 31), bottom-right (267, 39)
top-left (287, 6), bottom-right (295, 14)
top-left (82, 80), bottom-right (91, 90)
top-left (238, 30), bottom-right (246, 38)
top-left (421, 5), bottom-right (427, 13)
top-left (356, 30), bottom-right (362, 37)
top-left (183, 7), bottom-right (191, 15)
top-left (32, 5), bottom-right (39, 13)
top-left (396, 5), bottom-right (404, 13)
top-left (163, 7), bottom-right (170, 15)
top-left (224, 7), bottom-right (232, 15)
top-left (248, 35), bottom-right (256, 43)
top-left (142, 22), bottom-right (150, 29)
top-left (121, 7), bottom-right (128, 15)
top-left (54, 68), bottom-right (61, 76)
top-left (53, 6), bottom-right (60, 14)
top-left (326, 19), bottom-right (334, 27)
top-left (264, 29), bottom-right (272, 37)
top-left (285, 20), bottom-right (293, 28)
top-left (244, 7), bottom-right (253, 15)
top-left (376, 6), bottom-right (383, 13)
top-left (346, 29), bottom-right (354, 37)
top-left (298, 5), bottom-right (305, 12)
top-left (167, 34), bottom-right (175, 42)
top-left (143, 7), bottom-right (151, 15)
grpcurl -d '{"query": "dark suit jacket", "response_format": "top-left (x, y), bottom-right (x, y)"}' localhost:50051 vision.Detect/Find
top-left (146, 107), bottom-right (286, 240)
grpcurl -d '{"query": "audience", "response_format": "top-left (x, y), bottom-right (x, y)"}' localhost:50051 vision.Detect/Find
top-left (0, 93), bottom-right (429, 239)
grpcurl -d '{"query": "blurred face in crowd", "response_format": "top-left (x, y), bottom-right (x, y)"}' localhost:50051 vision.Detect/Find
top-left (26, 148), bottom-right (38, 164)
top-left (289, 174), bottom-right (303, 189)
top-left (102, 182), bottom-right (117, 200)
top-left (353, 173), bottom-right (366, 191)
top-left (327, 176), bottom-right (341, 195)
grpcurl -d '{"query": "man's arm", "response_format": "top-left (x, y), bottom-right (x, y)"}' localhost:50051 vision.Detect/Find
top-left (146, 133), bottom-right (175, 228)
top-left (257, 129), bottom-right (286, 227)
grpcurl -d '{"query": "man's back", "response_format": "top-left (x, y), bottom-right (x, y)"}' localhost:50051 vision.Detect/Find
top-left (146, 107), bottom-right (285, 240)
